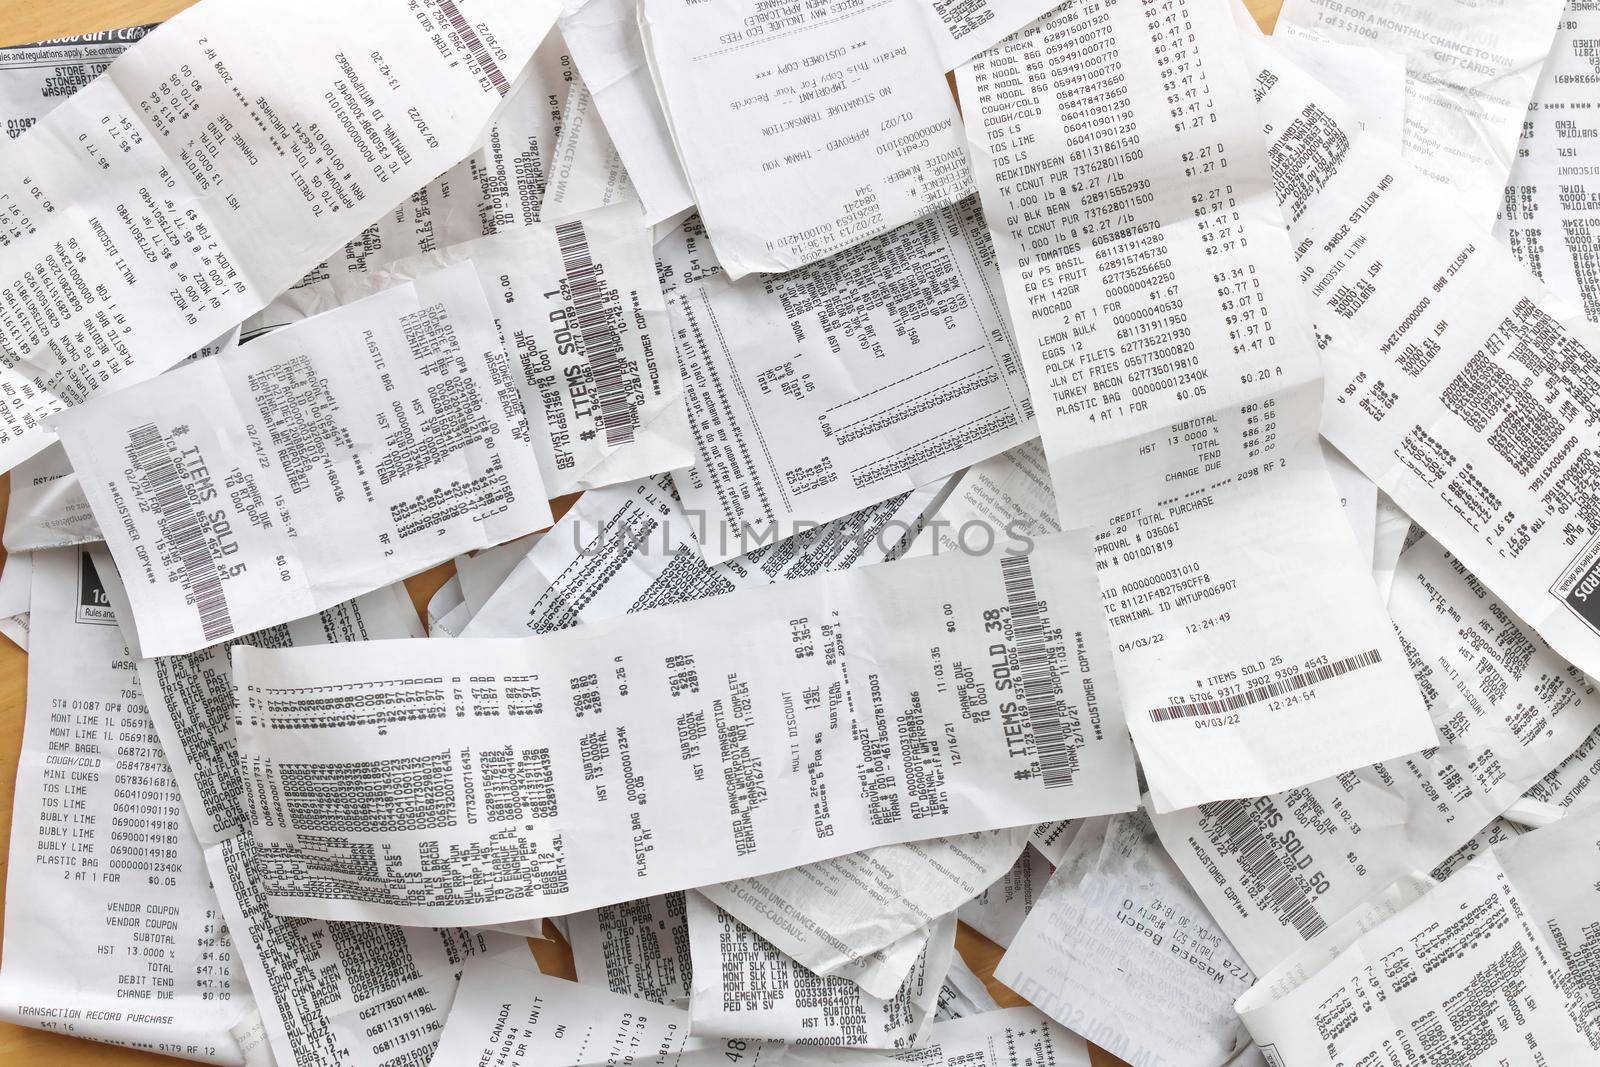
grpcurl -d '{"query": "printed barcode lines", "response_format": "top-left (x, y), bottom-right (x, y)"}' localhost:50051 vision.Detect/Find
top-left (1206, 799), bottom-right (1329, 941)
top-left (1000, 553), bottom-right (1076, 788)
top-left (557, 219), bottom-right (638, 446)
top-left (125, 423), bottom-right (234, 642)
top-left (1149, 649), bottom-right (1384, 723)
top-left (435, 0), bottom-right (510, 96)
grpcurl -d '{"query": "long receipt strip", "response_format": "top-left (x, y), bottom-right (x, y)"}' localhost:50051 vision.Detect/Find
top-left (956, 0), bottom-right (1436, 811)
top-left (58, 262), bottom-right (552, 657)
top-left (0, 549), bottom-right (251, 1062)
top-left (957, 0), bottom-right (1323, 520)
top-left (231, 534), bottom-right (1136, 926)
top-left (458, 471), bottom-right (999, 999)
top-left (457, 472), bottom-right (1007, 999)
top-left (0, 0), bottom-right (559, 470)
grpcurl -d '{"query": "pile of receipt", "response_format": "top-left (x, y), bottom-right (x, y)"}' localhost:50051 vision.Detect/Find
top-left (2, 0), bottom-right (1600, 1064)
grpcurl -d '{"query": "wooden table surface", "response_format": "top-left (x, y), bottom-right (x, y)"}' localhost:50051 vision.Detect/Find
top-left (0, 0), bottom-right (1284, 1062)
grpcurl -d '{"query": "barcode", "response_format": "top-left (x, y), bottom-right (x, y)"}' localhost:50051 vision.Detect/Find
top-left (126, 423), bottom-right (234, 642)
top-left (1149, 649), bottom-right (1384, 723)
top-left (556, 219), bottom-right (638, 446)
top-left (1205, 799), bottom-right (1329, 942)
top-left (1000, 553), bottom-right (1076, 789)
top-left (435, 0), bottom-right (510, 97)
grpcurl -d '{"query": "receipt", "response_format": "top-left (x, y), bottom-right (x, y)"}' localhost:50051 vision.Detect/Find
top-left (701, 828), bottom-right (1030, 997)
top-left (1237, 809), bottom-right (1600, 1064)
top-left (568, 891), bottom-right (693, 1005)
top-left (640, 0), bottom-right (972, 276)
top-left (669, 195), bottom-right (1033, 561)
top-left (88, 547), bottom-right (513, 1067)
top-left (1497, 4), bottom-right (1600, 324)
top-left (229, 1013), bottom-right (275, 1067)
top-left (918, 442), bottom-right (1434, 812)
top-left (956, 0), bottom-right (1322, 523)
top-left (463, 473), bottom-right (947, 637)
top-left (955, 2), bottom-right (1432, 810)
top-left (466, 479), bottom-right (1006, 995)
top-left (686, 892), bottom-right (951, 1048)
top-left (58, 262), bottom-right (552, 657)
top-left (266, 204), bottom-right (692, 496)
top-left (1151, 532), bottom-right (1600, 973)
top-left (0, 548), bottom-right (251, 1063)
top-left (1092, 446), bottom-right (1433, 813)
top-left (1248, 36), bottom-right (1600, 683)
top-left (1276, 0), bottom-right (1565, 227)
top-left (925, 436), bottom-right (1375, 572)
top-left (997, 812), bottom-right (1254, 1067)
top-left (231, 534), bottom-right (1137, 926)
top-left (956, 841), bottom-right (1052, 948)
top-left (6, 446), bottom-right (106, 553)
top-left (0, 0), bottom-right (559, 470)
top-left (0, 549), bottom-right (29, 649)
top-left (434, 944), bottom-right (693, 1066)
top-left (558, 0), bottom-right (694, 225)
top-left (207, 836), bottom-right (513, 1067)
top-left (0, 23), bottom-right (153, 139)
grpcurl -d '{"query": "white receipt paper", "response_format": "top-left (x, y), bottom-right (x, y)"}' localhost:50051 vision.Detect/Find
top-left (232, 534), bottom-right (1136, 926)
top-left (0, 0), bottom-right (558, 470)
top-left (0, 549), bottom-right (250, 1063)
top-left (640, 0), bottom-right (972, 276)
top-left (1238, 809), bottom-right (1600, 1064)
top-left (57, 262), bottom-right (552, 657)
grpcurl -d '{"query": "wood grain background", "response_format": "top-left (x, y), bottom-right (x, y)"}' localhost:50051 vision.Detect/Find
top-left (0, 0), bottom-right (1284, 1061)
